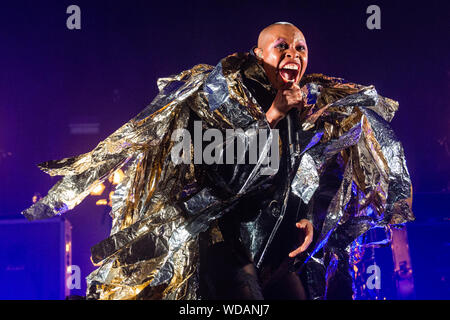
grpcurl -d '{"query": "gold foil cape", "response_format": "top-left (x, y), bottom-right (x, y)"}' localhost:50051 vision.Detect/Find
top-left (22, 53), bottom-right (414, 299)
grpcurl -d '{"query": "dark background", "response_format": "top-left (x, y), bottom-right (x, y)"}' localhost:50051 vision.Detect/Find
top-left (0, 0), bottom-right (448, 298)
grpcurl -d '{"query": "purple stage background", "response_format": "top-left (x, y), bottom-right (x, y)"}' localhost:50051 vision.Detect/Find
top-left (0, 0), bottom-right (448, 299)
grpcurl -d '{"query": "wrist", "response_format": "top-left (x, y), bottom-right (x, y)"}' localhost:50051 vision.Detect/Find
top-left (266, 105), bottom-right (285, 128)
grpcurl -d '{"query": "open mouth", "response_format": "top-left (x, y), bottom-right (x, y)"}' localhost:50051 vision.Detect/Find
top-left (279, 63), bottom-right (300, 83)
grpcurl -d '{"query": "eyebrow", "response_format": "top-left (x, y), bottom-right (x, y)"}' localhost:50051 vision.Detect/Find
top-left (272, 38), bottom-right (287, 48)
top-left (272, 37), bottom-right (306, 48)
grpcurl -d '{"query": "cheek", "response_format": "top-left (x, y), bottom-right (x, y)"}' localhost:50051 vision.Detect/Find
top-left (262, 63), bottom-right (277, 82)
top-left (298, 55), bottom-right (308, 80)
top-left (301, 54), bottom-right (308, 70)
top-left (265, 51), bottom-right (281, 68)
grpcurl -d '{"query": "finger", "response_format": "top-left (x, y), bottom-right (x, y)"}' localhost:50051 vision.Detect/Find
top-left (303, 234), bottom-right (313, 248)
top-left (297, 220), bottom-right (311, 231)
top-left (282, 85), bottom-right (301, 94)
top-left (298, 235), bottom-right (313, 254)
top-left (288, 246), bottom-right (303, 258)
top-left (297, 226), bottom-right (312, 247)
top-left (285, 92), bottom-right (304, 105)
top-left (282, 80), bottom-right (296, 90)
top-left (288, 236), bottom-right (308, 257)
top-left (296, 221), bottom-right (307, 229)
top-left (288, 241), bottom-right (308, 257)
top-left (289, 82), bottom-right (300, 89)
top-left (289, 224), bottom-right (313, 257)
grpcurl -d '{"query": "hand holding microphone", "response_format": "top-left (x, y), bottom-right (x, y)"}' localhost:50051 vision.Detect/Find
top-left (266, 82), bottom-right (307, 128)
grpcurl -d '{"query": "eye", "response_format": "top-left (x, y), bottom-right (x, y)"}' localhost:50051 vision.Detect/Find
top-left (276, 42), bottom-right (289, 50)
top-left (296, 45), bottom-right (306, 51)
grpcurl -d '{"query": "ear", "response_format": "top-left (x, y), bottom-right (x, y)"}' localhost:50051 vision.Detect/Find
top-left (253, 47), bottom-right (263, 60)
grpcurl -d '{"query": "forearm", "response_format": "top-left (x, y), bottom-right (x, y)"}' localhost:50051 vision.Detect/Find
top-left (265, 104), bottom-right (285, 128)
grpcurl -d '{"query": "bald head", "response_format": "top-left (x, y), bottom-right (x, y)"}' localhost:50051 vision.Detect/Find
top-left (254, 22), bottom-right (308, 89)
top-left (257, 22), bottom-right (305, 48)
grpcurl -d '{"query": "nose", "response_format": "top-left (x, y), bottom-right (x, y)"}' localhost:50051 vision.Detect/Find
top-left (285, 48), bottom-right (300, 60)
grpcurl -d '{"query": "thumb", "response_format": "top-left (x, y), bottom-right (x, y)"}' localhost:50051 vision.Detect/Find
top-left (282, 80), bottom-right (295, 90)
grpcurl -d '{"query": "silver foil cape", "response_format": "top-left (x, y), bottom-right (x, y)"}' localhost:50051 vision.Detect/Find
top-left (22, 53), bottom-right (414, 299)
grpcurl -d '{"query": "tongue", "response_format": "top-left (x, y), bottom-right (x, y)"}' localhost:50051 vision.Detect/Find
top-left (280, 69), bottom-right (297, 82)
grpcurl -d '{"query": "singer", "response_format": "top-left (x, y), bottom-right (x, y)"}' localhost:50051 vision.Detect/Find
top-left (23, 22), bottom-right (414, 300)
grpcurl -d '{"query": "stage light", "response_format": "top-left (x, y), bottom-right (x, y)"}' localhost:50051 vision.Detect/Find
top-left (95, 199), bottom-right (108, 206)
top-left (91, 183), bottom-right (105, 196)
top-left (110, 169), bottom-right (125, 185)
top-left (108, 191), bottom-right (114, 206)
top-left (32, 193), bottom-right (42, 203)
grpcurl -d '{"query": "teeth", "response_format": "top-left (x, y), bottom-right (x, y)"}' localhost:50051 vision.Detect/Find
top-left (282, 63), bottom-right (299, 70)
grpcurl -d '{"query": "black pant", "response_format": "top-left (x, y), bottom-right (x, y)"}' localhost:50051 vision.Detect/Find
top-left (199, 242), bottom-right (306, 300)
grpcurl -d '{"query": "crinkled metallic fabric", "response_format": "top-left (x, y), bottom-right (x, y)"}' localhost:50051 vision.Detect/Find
top-left (288, 74), bottom-right (414, 299)
top-left (22, 53), bottom-right (414, 300)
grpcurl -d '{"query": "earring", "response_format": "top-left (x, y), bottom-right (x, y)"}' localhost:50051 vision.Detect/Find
top-left (257, 53), bottom-right (263, 64)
